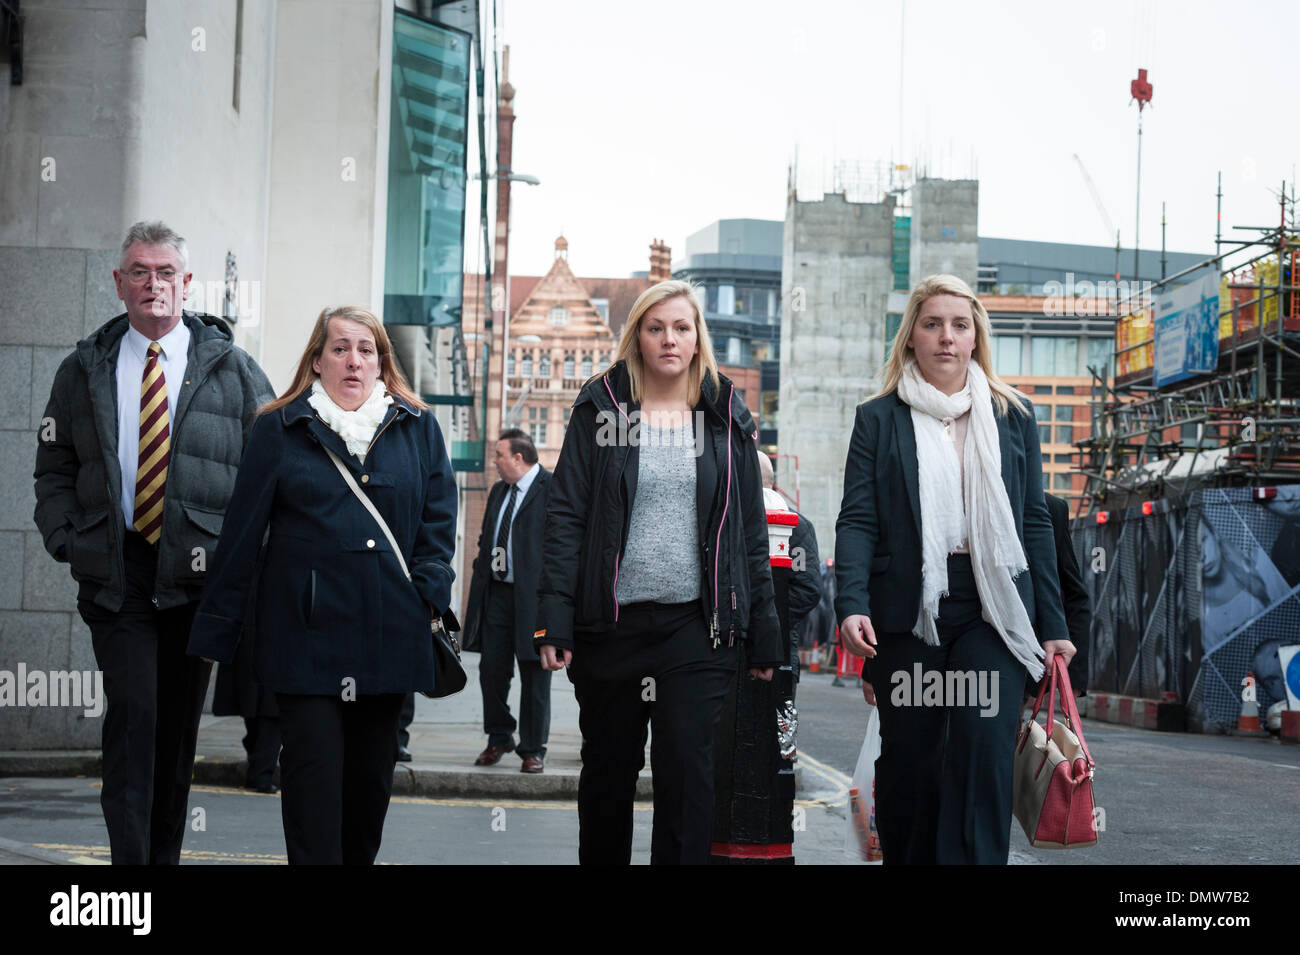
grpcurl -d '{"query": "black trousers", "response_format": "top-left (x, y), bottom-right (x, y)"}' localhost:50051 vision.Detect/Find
top-left (569, 601), bottom-right (736, 865)
top-left (242, 716), bottom-right (281, 787)
top-left (275, 693), bottom-right (405, 865)
top-left (396, 693), bottom-right (415, 751)
top-left (78, 532), bottom-right (212, 865)
top-left (480, 580), bottom-right (551, 757)
top-left (870, 554), bottom-right (1027, 865)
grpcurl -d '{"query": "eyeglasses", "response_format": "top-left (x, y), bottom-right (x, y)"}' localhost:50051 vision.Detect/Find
top-left (123, 268), bottom-right (181, 285)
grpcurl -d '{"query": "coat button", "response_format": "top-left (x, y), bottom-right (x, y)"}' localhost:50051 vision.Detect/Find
top-left (361, 474), bottom-right (369, 483)
top-left (366, 539), bottom-right (375, 548)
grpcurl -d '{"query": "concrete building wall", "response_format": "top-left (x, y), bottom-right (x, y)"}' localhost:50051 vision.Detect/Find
top-left (260, 0), bottom-right (390, 391)
top-left (779, 192), bottom-right (897, 556)
top-left (909, 178), bottom-right (979, 289)
top-left (0, 0), bottom-right (279, 749)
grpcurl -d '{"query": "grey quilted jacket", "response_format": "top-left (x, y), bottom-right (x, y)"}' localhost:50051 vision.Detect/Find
top-left (33, 311), bottom-right (275, 611)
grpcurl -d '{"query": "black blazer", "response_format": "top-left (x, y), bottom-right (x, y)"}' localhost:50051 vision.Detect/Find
top-left (1045, 492), bottom-right (1090, 692)
top-left (462, 468), bottom-right (551, 662)
top-left (834, 391), bottom-right (1068, 644)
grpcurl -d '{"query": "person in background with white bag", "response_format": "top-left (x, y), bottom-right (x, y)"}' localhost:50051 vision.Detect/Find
top-left (189, 306), bottom-right (457, 864)
top-left (835, 275), bottom-right (1074, 865)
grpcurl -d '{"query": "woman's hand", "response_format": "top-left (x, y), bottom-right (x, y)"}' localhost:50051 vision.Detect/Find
top-left (839, 614), bottom-right (878, 658)
top-left (860, 681), bottom-right (876, 706)
top-left (1042, 639), bottom-right (1077, 671)
top-left (539, 645), bottom-right (571, 671)
top-left (748, 667), bottom-right (773, 682)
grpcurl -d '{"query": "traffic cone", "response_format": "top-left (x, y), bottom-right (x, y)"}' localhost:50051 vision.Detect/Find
top-left (809, 641), bottom-right (821, 674)
top-left (1237, 673), bottom-right (1266, 736)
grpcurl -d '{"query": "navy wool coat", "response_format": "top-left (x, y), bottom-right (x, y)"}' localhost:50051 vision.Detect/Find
top-left (188, 391), bottom-right (457, 695)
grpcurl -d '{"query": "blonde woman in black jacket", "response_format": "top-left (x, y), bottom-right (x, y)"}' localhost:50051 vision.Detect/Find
top-left (537, 280), bottom-right (782, 865)
top-left (836, 274), bottom-right (1074, 864)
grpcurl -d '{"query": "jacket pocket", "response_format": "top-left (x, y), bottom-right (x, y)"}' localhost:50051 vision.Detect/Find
top-left (68, 509), bottom-right (112, 582)
top-left (177, 503), bottom-right (226, 579)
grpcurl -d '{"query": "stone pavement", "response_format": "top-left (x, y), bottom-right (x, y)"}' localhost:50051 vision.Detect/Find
top-left (0, 653), bottom-right (658, 798)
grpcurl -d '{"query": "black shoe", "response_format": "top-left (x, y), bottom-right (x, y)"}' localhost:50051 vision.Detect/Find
top-left (395, 745), bottom-right (413, 762)
top-left (246, 779), bottom-right (279, 794)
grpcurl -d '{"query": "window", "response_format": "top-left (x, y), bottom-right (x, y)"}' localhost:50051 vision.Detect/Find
top-left (1054, 454), bottom-right (1073, 464)
top-left (727, 337), bottom-right (742, 365)
top-left (1034, 385), bottom-right (1053, 394)
top-left (521, 353), bottom-right (534, 378)
top-left (1031, 337), bottom-right (1081, 377)
top-left (529, 423), bottom-right (547, 447)
top-left (994, 335), bottom-right (1022, 376)
top-left (1055, 404), bottom-right (1073, 421)
top-left (1055, 385), bottom-right (1075, 395)
top-left (563, 407), bottom-right (571, 424)
top-left (507, 352), bottom-right (516, 376)
top-left (549, 306), bottom-right (568, 326)
top-left (563, 352), bottom-right (575, 378)
top-left (539, 355), bottom-right (551, 378)
top-left (1034, 404), bottom-right (1051, 423)
top-left (580, 354), bottom-right (592, 378)
top-left (733, 287), bottom-right (749, 315)
top-left (1053, 472), bottom-right (1073, 491)
top-left (599, 351), bottom-right (611, 368)
top-left (591, 299), bottom-right (609, 324)
top-left (717, 285), bottom-right (735, 316)
top-left (1056, 425), bottom-right (1073, 444)
top-left (1042, 473), bottom-right (1051, 490)
top-left (1087, 336), bottom-right (1111, 376)
top-left (1038, 425), bottom-right (1051, 445)
top-left (884, 313), bottom-right (903, 361)
top-left (705, 285), bottom-right (718, 313)
top-left (1042, 452), bottom-right (1050, 464)
top-left (750, 288), bottom-right (770, 318)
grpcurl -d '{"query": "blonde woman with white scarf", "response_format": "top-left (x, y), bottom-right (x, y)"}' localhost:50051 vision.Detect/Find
top-left (835, 274), bottom-right (1074, 865)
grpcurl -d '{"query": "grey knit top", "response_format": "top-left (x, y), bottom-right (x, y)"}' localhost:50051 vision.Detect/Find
top-left (618, 423), bottom-right (701, 605)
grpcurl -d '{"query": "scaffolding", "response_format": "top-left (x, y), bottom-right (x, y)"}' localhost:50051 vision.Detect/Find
top-left (1076, 187), bottom-right (1300, 516)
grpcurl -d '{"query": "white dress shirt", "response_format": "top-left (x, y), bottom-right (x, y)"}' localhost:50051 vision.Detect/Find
top-left (116, 320), bottom-right (190, 523)
top-left (492, 462), bottom-right (540, 584)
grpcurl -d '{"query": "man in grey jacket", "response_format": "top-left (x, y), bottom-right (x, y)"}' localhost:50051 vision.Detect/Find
top-left (33, 221), bottom-right (274, 864)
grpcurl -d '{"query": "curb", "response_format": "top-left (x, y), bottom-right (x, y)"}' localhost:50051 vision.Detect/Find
top-left (1089, 693), bottom-right (1186, 732)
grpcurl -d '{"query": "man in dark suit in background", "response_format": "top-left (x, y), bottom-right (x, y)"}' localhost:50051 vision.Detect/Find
top-left (463, 429), bottom-right (553, 773)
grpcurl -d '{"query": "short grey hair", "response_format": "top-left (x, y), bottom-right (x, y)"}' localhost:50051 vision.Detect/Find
top-left (120, 220), bottom-right (189, 271)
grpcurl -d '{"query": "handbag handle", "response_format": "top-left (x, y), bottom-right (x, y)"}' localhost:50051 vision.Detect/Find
top-left (323, 446), bottom-right (411, 580)
top-left (1021, 655), bottom-right (1094, 770)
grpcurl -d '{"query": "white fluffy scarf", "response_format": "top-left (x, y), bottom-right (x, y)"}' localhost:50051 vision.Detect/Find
top-left (308, 379), bottom-right (392, 461)
top-left (897, 359), bottom-right (1045, 682)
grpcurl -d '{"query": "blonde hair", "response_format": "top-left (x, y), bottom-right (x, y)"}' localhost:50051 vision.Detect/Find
top-left (261, 306), bottom-right (426, 415)
top-left (602, 279), bottom-right (719, 405)
top-left (876, 274), bottom-right (1028, 417)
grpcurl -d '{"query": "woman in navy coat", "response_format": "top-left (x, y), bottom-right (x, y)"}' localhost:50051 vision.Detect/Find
top-left (189, 306), bottom-right (456, 865)
top-left (835, 274), bottom-right (1074, 864)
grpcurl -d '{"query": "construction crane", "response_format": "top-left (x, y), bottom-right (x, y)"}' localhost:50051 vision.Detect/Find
top-left (1073, 153), bottom-right (1122, 282)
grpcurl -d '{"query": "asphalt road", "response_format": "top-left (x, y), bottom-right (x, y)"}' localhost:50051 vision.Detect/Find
top-left (793, 667), bottom-right (1300, 865)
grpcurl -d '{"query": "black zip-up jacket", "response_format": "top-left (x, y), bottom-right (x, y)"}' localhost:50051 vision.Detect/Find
top-left (535, 361), bottom-right (783, 666)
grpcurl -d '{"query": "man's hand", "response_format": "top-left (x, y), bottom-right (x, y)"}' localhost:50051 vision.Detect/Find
top-left (539, 644), bottom-right (571, 671)
top-left (861, 681), bottom-right (876, 706)
top-left (839, 614), bottom-right (877, 659)
top-left (748, 667), bottom-right (773, 682)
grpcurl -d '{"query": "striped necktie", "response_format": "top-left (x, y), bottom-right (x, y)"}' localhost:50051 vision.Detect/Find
top-left (133, 342), bottom-right (170, 545)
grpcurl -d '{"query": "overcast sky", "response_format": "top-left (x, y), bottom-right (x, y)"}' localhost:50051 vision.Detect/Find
top-left (490, 0), bottom-right (1299, 280)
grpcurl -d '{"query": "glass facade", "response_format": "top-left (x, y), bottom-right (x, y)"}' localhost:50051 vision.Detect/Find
top-left (1032, 336), bottom-right (1079, 377)
top-left (384, 11), bottom-right (469, 328)
top-left (994, 335), bottom-right (1021, 376)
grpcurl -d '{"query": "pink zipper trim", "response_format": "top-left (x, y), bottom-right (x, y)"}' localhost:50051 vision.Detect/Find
top-left (603, 372), bottom-right (627, 621)
top-left (714, 384), bottom-right (734, 618)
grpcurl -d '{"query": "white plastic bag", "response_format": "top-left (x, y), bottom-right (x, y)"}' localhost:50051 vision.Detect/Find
top-left (843, 704), bottom-right (883, 863)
